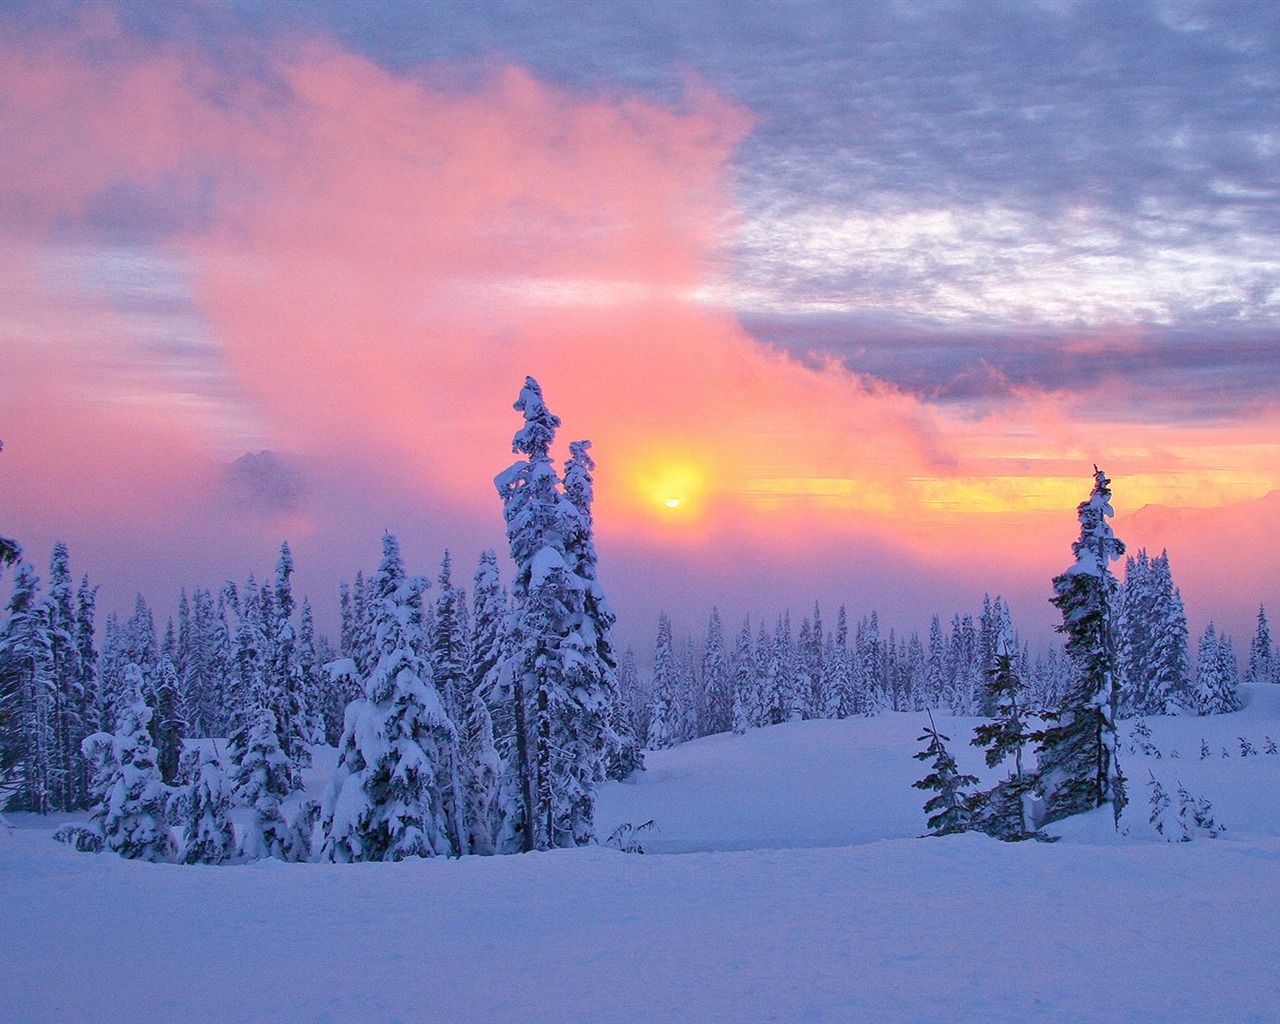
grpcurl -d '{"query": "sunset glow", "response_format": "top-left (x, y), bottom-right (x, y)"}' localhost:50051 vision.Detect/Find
top-left (1, 3), bottom-right (1277, 649)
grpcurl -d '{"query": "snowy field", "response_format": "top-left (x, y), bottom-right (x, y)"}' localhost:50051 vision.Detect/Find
top-left (4, 689), bottom-right (1280, 1023)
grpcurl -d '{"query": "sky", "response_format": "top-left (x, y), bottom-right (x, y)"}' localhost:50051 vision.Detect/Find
top-left (2, 0), bottom-right (1278, 656)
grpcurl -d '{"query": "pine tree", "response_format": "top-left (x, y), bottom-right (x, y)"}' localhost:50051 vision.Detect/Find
top-left (617, 648), bottom-right (649, 752)
top-left (731, 619), bottom-right (754, 735)
top-left (970, 640), bottom-right (1037, 840)
top-left (913, 711), bottom-right (978, 836)
top-left (270, 542), bottom-right (310, 783)
top-left (180, 589), bottom-right (216, 739)
top-left (1176, 781), bottom-right (1223, 838)
top-left (701, 608), bottom-right (732, 736)
top-left (228, 577), bottom-right (268, 741)
top-left (231, 704), bottom-right (296, 861)
top-left (90, 683), bottom-right (174, 861)
top-left (432, 550), bottom-right (470, 856)
top-left (1194, 623), bottom-right (1241, 715)
top-left (820, 631), bottom-right (853, 719)
top-left (1034, 466), bottom-right (1127, 827)
top-left (564, 439), bottom-right (635, 778)
top-left (0, 561), bottom-right (55, 813)
top-left (1146, 771), bottom-right (1172, 839)
top-left (1246, 606), bottom-right (1275, 686)
top-left (768, 612), bottom-right (796, 724)
top-left (1118, 549), bottom-right (1190, 715)
top-left (149, 656), bottom-right (186, 785)
top-left (493, 378), bottom-right (614, 850)
top-left (46, 542), bottom-right (86, 810)
top-left (647, 614), bottom-right (678, 750)
top-left (173, 747), bottom-right (235, 864)
top-left (459, 682), bottom-right (500, 856)
top-left (74, 576), bottom-right (100, 736)
top-left (0, 441), bottom-right (19, 576)
top-left (297, 596), bottom-right (325, 745)
top-left (321, 535), bottom-right (455, 862)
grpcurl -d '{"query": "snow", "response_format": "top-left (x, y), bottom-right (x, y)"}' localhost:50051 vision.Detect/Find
top-left (4, 691), bottom-right (1280, 1022)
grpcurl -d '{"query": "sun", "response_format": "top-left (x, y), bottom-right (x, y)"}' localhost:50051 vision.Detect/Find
top-left (633, 457), bottom-right (707, 519)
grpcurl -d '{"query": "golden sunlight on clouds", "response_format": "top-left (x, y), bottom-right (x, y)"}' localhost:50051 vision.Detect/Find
top-left (4, 18), bottom-right (1280, 599)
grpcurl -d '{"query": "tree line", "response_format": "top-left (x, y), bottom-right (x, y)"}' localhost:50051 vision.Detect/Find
top-left (0, 379), bottom-right (640, 862)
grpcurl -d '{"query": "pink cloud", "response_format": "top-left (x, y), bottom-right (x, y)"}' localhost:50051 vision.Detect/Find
top-left (2, 15), bottom-right (1277, 645)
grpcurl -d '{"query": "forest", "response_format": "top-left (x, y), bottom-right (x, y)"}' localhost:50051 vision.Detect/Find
top-left (1, 382), bottom-right (1277, 862)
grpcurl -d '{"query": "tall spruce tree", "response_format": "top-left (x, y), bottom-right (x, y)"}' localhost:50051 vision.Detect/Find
top-left (1247, 606), bottom-right (1275, 686)
top-left (45, 543), bottom-right (87, 810)
top-left (698, 609), bottom-right (730, 736)
top-left (494, 378), bottom-right (615, 850)
top-left (270, 542), bottom-right (310, 783)
top-left (0, 561), bottom-right (54, 813)
top-left (647, 613), bottom-right (679, 750)
top-left (564, 439), bottom-right (636, 778)
top-left (74, 576), bottom-right (100, 736)
top-left (1035, 466), bottom-right (1127, 826)
top-left (432, 550), bottom-right (470, 856)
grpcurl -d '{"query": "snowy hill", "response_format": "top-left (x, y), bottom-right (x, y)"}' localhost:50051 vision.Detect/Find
top-left (4, 693), bottom-right (1280, 1023)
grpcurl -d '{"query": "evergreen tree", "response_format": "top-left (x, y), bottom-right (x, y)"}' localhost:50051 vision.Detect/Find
top-left (617, 647), bottom-right (649, 752)
top-left (148, 655), bottom-right (187, 785)
top-left (913, 712), bottom-right (978, 836)
top-left (1034, 466), bottom-right (1127, 827)
top-left (1176, 781), bottom-right (1223, 838)
top-left (768, 611), bottom-right (796, 724)
top-left (1194, 623), bottom-right (1241, 715)
top-left (970, 639), bottom-right (1037, 840)
top-left (74, 576), bottom-right (100, 736)
top-left (647, 614), bottom-right (678, 750)
top-left (297, 596), bottom-right (325, 745)
top-left (0, 561), bottom-right (54, 813)
top-left (1146, 771), bottom-right (1173, 840)
top-left (1118, 549), bottom-right (1190, 715)
top-left (321, 535), bottom-right (455, 862)
top-left (228, 577), bottom-right (268, 741)
top-left (731, 619), bottom-right (754, 734)
top-left (432, 550), bottom-right (470, 855)
top-left (493, 378), bottom-right (614, 850)
top-left (820, 631), bottom-right (853, 719)
top-left (180, 589), bottom-right (215, 738)
top-left (89, 683), bottom-right (173, 861)
top-left (173, 747), bottom-right (235, 864)
top-left (270, 542), bottom-right (310, 782)
top-left (46, 542), bottom-right (86, 810)
top-left (459, 681), bottom-right (500, 856)
top-left (1247, 606), bottom-right (1275, 686)
top-left (701, 608), bottom-right (732, 736)
top-left (231, 704), bottom-right (296, 861)
top-left (564, 439), bottom-right (635, 777)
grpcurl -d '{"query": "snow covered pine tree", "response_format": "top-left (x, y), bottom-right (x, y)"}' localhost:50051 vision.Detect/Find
top-left (1035, 466), bottom-right (1127, 827)
top-left (493, 377), bottom-right (616, 851)
top-left (321, 534), bottom-right (456, 862)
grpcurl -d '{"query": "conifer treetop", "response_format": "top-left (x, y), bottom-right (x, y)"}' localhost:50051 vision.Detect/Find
top-left (1066, 465), bottom-right (1126, 579)
top-left (511, 376), bottom-right (560, 460)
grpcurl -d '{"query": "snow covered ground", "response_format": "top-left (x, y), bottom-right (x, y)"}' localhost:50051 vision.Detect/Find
top-left (4, 689), bottom-right (1280, 1023)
